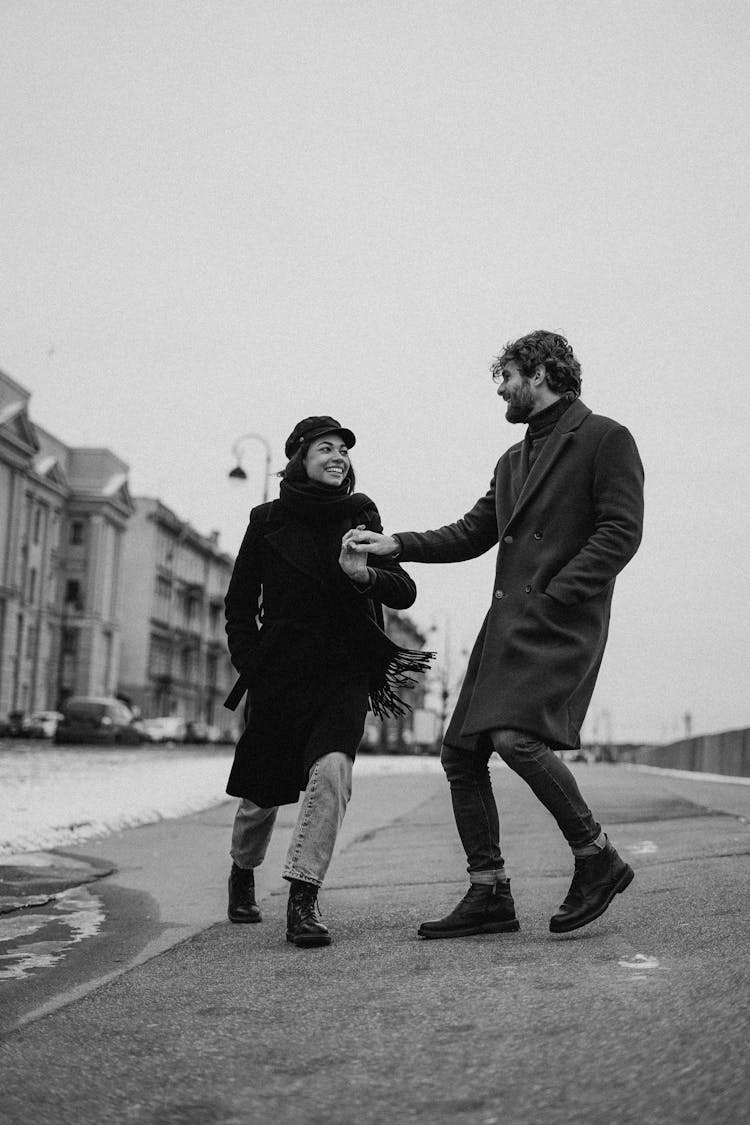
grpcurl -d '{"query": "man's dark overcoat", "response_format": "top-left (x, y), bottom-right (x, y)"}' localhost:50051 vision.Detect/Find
top-left (224, 496), bottom-right (417, 806)
top-left (396, 399), bottom-right (644, 751)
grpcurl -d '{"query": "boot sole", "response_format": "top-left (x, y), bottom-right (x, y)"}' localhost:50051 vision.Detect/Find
top-left (228, 912), bottom-right (262, 924)
top-left (418, 919), bottom-right (520, 940)
top-left (286, 931), bottom-right (331, 947)
top-left (549, 866), bottom-right (635, 934)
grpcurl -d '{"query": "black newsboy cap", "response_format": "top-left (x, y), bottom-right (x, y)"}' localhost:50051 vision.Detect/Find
top-left (284, 416), bottom-right (356, 460)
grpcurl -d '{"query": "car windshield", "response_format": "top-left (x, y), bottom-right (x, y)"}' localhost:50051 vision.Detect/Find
top-left (64, 701), bottom-right (107, 719)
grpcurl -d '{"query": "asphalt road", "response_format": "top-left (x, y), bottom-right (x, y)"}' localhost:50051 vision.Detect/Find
top-left (1, 762), bottom-right (749, 1125)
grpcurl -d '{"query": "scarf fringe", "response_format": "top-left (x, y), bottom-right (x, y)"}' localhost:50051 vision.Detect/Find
top-left (369, 647), bottom-right (435, 720)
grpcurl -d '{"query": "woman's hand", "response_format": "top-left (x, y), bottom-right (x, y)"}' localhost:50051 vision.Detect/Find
top-left (342, 529), bottom-right (399, 556)
top-left (339, 525), bottom-right (371, 585)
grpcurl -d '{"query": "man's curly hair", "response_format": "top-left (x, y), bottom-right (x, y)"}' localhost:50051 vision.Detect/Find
top-left (492, 330), bottom-right (582, 398)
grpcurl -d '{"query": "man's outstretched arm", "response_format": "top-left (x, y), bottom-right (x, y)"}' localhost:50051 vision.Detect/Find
top-left (342, 528), bottom-right (401, 556)
top-left (344, 472), bottom-right (499, 564)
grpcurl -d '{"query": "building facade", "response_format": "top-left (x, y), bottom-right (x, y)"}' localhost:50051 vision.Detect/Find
top-left (0, 370), bottom-right (133, 717)
top-left (362, 608), bottom-right (433, 753)
top-left (117, 497), bottom-right (235, 728)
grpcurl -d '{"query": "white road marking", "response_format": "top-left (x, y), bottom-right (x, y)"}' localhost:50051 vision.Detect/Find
top-left (618, 953), bottom-right (661, 970)
top-left (628, 840), bottom-right (658, 854)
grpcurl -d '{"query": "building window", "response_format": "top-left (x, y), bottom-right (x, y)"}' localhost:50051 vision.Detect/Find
top-left (155, 575), bottom-right (171, 599)
top-left (148, 636), bottom-right (170, 677)
top-left (28, 568), bottom-right (37, 602)
top-left (180, 646), bottom-right (193, 681)
top-left (33, 507), bottom-right (42, 544)
top-left (154, 576), bottom-right (171, 621)
top-left (69, 521), bottom-right (85, 546)
top-left (61, 628), bottom-right (78, 656)
top-left (64, 580), bottom-right (82, 609)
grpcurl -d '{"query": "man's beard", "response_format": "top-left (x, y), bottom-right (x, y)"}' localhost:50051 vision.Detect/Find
top-left (505, 383), bottom-right (535, 423)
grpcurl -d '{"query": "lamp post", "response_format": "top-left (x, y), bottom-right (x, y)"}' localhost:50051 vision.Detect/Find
top-left (228, 433), bottom-right (273, 502)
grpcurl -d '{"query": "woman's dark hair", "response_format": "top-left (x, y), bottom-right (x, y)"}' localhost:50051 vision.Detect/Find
top-left (279, 440), bottom-right (356, 492)
top-left (493, 330), bottom-right (582, 397)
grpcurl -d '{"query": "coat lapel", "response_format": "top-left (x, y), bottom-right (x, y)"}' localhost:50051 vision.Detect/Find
top-left (264, 521), bottom-right (324, 585)
top-left (506, 443), bottom-right (526, 506)
top-left (506, 399), bottom-right (591, 526)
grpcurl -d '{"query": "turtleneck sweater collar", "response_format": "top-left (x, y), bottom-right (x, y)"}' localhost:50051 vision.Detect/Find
top-left (522, 395), bottom-right (576, 474)
top-left (526, 395), bottom-right (573, 436)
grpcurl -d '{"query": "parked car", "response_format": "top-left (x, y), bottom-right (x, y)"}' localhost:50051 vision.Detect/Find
top-left (184, 720), bottom-right (211, 744)
top-left (141, 716), bottom-right (188, 744)
top-left (3, 710), bottom-right (30, 737)
top-left (25, 710), bottom-right (64, 739)
top-left (560, 747), bottom-right (593, 764)
top-left (54, 697), bottom-right (144, 745)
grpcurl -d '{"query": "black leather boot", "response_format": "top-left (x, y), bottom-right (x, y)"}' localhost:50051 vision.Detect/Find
top-left (418, 880), bottom-right (520, 939)
top-left (227, 863), bottom-right (262, 924)
top-left (286, 879), bottom-right (331, 947)
top-left (549, 840), bottom-right (634, 933)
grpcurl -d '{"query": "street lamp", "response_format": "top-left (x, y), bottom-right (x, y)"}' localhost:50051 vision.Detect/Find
top-left (228, 433), bottom-right (273, 502)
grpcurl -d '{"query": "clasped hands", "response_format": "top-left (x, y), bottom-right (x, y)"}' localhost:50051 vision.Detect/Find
top-left (338, 526), bottom-right (399, 585)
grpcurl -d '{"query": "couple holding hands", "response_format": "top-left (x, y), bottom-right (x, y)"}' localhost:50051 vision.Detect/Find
top-left (223, 330), bottom-right (644, 949)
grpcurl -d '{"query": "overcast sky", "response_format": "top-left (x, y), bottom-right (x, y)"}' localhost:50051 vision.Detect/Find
top-left (2, 1), bottom-right (749, 743)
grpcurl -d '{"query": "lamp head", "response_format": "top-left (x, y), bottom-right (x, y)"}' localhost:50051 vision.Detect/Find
top-left (228, 464), bottom-right (248, 481)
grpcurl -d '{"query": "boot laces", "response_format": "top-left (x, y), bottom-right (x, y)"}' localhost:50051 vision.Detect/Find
top-left (461, 883), bottom-right (495, 906)
top-left (292, 885), bottom-right (322, 920)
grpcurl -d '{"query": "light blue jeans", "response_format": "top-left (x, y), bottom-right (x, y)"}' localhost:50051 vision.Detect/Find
top-left (230, 752), bottom-right (353, 887)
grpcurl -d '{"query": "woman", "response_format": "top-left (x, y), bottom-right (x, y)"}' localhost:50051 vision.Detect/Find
top-left (223, 415), bottom-right (431, 948)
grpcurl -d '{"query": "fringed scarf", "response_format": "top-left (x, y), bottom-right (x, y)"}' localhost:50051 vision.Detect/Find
top-left (279, 478), bottom-right (433, 719)
top-left (363, 629), bottom-right (435, 721)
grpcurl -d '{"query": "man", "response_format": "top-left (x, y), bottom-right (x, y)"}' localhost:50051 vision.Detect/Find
top-left (345, 330), bottom-right (644, 938)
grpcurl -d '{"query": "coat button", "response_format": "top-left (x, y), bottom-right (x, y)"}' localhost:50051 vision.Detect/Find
top-left (503, 535), bottom-right (513, 544)
top-left (494, 590), bottom-right (504, 599)
top-left (533, 532), bottom-right (543, 540)
top-left (525, 584), bottom-right (532, 593)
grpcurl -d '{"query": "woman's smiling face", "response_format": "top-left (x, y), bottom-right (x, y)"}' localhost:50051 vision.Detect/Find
top-left (304, 432), bottom-right (351, 487)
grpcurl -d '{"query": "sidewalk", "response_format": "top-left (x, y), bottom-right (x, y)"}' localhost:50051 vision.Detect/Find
top-left (1, 763), bottom-right (749, 1125)
top-left (1, 764), bottom-right (451, 1029)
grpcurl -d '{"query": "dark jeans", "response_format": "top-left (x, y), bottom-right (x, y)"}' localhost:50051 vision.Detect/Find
top-left (441, 730), bottom-right (601, 878)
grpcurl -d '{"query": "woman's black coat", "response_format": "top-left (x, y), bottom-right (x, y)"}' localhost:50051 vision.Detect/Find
top-left (224, 494), bottom-right (417, 807)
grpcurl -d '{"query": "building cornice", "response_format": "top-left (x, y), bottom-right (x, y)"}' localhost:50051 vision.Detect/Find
top-left (141, 499), bottom-right (233, 566)
top-left (66, 494), bottom-right (134, 525)
top-left (24, 467), bottom-right (70, 500)
top-left (0, 400), bottom-right (40, 458)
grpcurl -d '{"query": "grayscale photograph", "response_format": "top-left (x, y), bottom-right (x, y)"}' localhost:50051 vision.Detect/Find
top-left (1, 3), bottom-right (748, 1123)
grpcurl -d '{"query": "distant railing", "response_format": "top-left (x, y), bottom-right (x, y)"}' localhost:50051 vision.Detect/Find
top-left (619, 727), bottom-right (750, 779)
